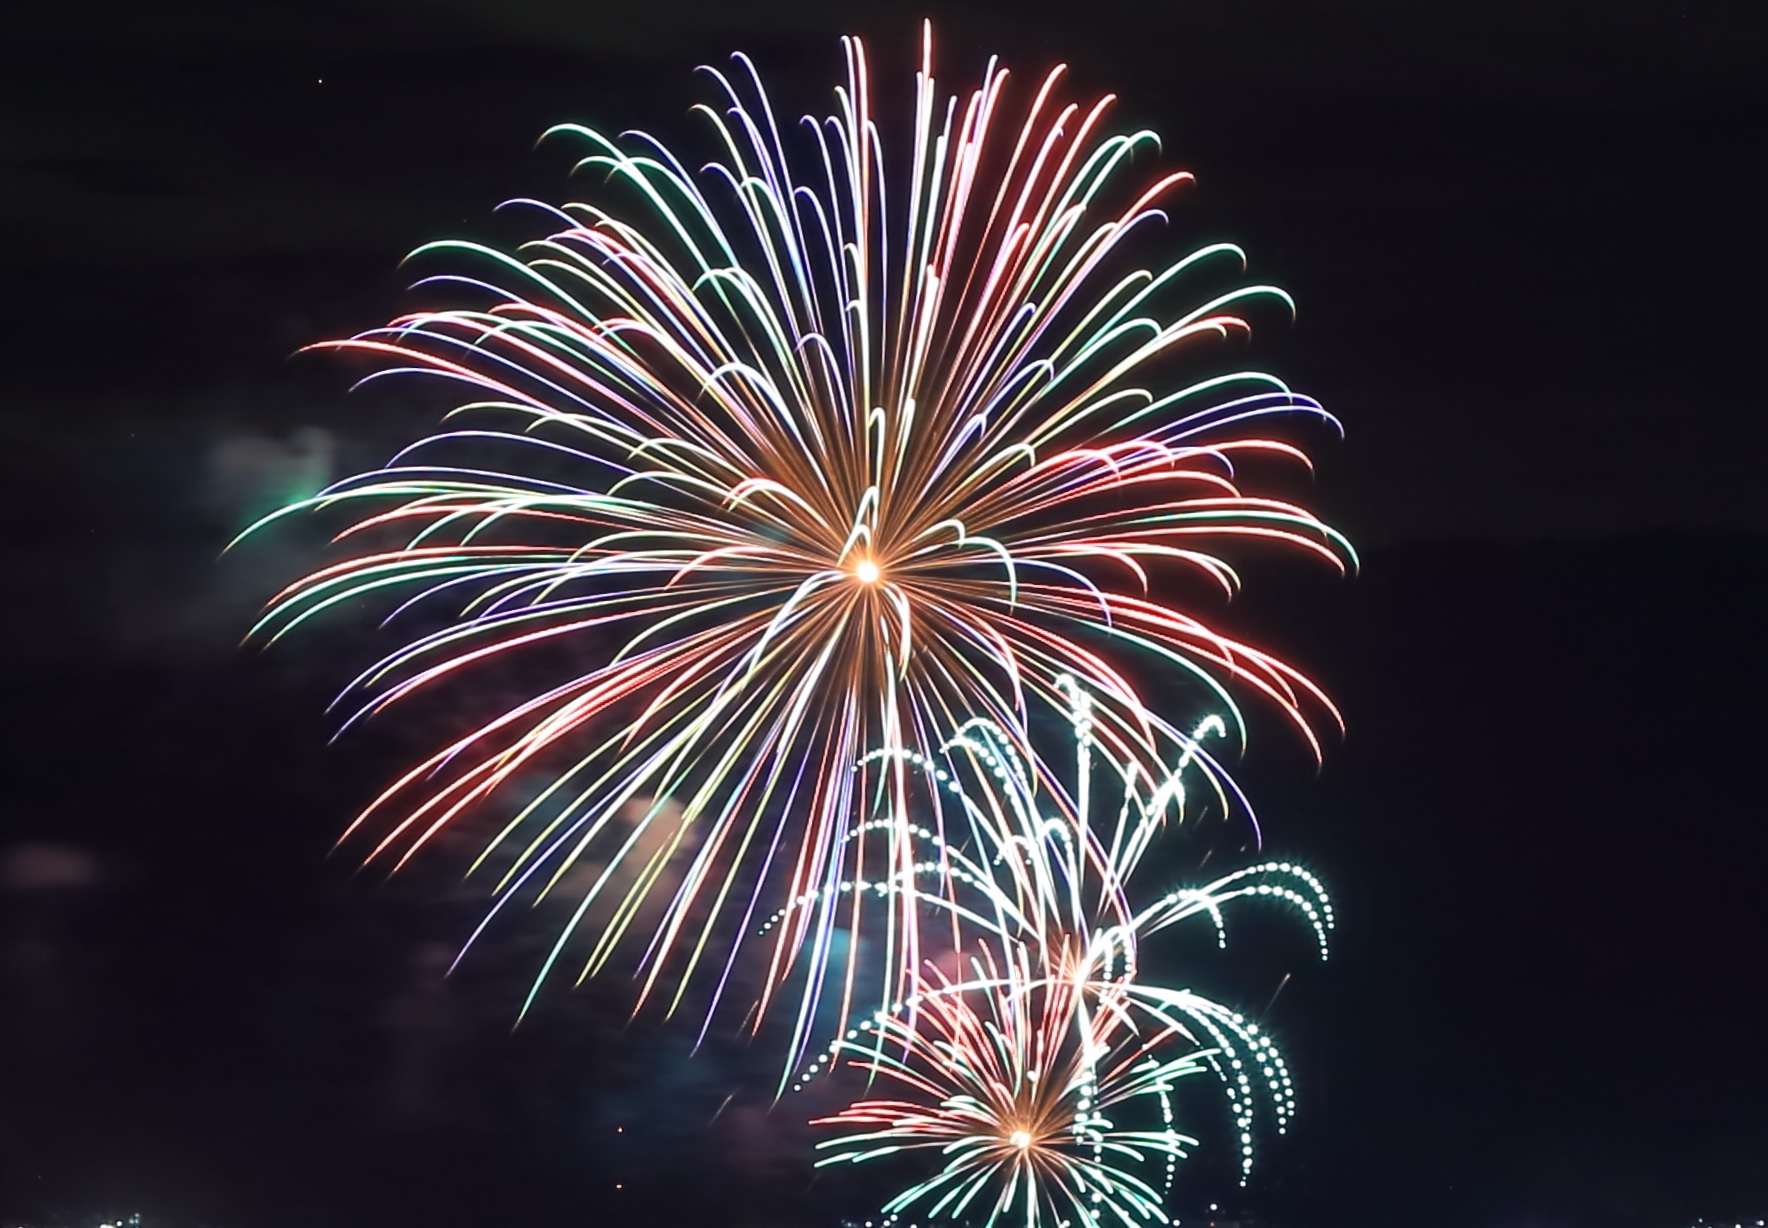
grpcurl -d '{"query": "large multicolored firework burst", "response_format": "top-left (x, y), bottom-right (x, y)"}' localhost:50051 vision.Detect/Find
top-left (244, 23), bottom-right (1346, 1217)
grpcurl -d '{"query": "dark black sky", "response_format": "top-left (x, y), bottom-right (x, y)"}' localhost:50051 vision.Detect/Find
top-left (2, 2), bottom-right (1764, 1226)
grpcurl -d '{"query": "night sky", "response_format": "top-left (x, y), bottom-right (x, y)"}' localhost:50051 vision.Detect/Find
top-left (2, 2), bottom-right (1764, 1226)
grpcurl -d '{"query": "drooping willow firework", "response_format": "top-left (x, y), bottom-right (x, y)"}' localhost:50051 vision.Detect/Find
top-left (797, 679), bottom-right (1332, 1217)
top-left (762, 678), bottom-right (1334, 994)
top-left (240, 25), bottom-right (1350, 1060)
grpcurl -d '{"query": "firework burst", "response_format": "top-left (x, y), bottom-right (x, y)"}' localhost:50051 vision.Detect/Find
top-left (241, 26), bottom-right (1348, 1061)
top-left (800, 679), bottom-right (1332, 1210)
top-left (810, 943), bottom-right (1210, 1228)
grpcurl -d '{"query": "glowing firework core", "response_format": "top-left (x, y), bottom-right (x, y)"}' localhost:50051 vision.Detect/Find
top-left (854, 559), bottom-right (882, 585)
top-left (1008, 1129), bottom-right (1034, 1150)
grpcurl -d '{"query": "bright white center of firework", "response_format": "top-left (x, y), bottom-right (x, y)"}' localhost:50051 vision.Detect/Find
top-left (1008, 1129), bottom-right (1033, 1150)
top-left (854, 560), bottom-right (881, 584)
